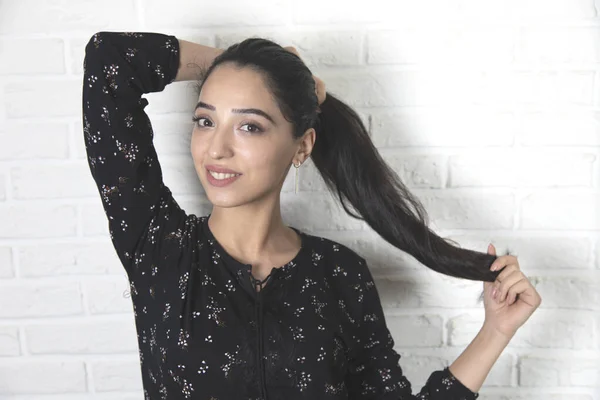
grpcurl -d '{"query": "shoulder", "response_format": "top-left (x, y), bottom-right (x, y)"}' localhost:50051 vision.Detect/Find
top-left (302, 231), bottom-right (370, 283)
top-left (303, 233), bottom-right (376, 326)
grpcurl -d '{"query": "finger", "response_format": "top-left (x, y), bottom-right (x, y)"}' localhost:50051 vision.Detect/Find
top-left (495, 263), bottom-right (520, 283)
top-left (487, 243), bottom-right (496, 256)
top-left (496, 271), bottom-right (526, 303)
top-left (495, 269), bottom-right (523, 301)
top-left (314, 75), bottom-right (326, 104)
top-left (284, 46), bottom-right (300, 57)
top-left (489, 254), bottom-right (519, 272)
top-left (506, 279), bottom-right (531, 306)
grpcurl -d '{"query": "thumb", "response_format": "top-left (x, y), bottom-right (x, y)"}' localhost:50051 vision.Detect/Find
top-left (484, 243), bottom-right (496, 291)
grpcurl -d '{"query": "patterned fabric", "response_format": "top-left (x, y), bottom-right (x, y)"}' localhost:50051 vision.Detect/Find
top-left (82, 31), bottom-right (480, 400)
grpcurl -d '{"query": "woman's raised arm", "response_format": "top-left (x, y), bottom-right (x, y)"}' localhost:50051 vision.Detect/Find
top-left (82, 31), bottom-right (192, 277)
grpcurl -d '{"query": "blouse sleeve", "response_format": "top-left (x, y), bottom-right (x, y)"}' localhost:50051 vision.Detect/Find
top-left (82, 31), bottom-right (190, 276)
top-left (344, 256), bottom-right (480, 400)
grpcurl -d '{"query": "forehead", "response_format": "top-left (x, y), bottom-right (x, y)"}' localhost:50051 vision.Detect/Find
top-left (198, 64), bottom-right (273, 104)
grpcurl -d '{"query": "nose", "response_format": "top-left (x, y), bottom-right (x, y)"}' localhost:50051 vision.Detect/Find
top-left (206, 123), bottom-right (234, 159)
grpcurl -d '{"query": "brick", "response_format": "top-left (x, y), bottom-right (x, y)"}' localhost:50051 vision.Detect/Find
top-left (0, 395), bottom-right (140, 400)
top-left (143, 82), bottom-right (197, 115)
top-left (519, 356), bottom-right (600, 386)
top-left (371, 108), bottom-right (515, 148)
top-left (11, 162), bottom-right (98, 199)
top-left (597, 238), bottom-right (600, 269)
top-left (368, 27), bottom-right (514, 65)
top-left (0, 282), bottom-right (83, 318)
top-left (321, 69), bottom-right (596, 108)
top-left (68, 37), bottom-right (90, 75)
top-left (25, 318), bottom-right (137, 354)
top-left (282, 162), bottom-right (296, 193)
top-left (0, 361), bottom-right (86, 394)
top-left (517, 27), bottom-right (600, 63)
top-left (91, 359), bottom-right (142, 392)
top-left (421, 192), bottom-right (515, 230)
top-left (519, 110), bottom-right (600, 146)
top-left (18, 240), bottom-right (123, 277)
top-left (443, 235), bottom-right (594, 270)
top-left (0, 326), bottom-right (20, 356)
top-left (382, 0), bottom-right (513, 24)
top-left (385, 314), bottom-right (443, 347)
top-left (70, 119), bottom-right (87, 160)
top-left (449, 151), bottom-right (595, 187)
top-left (4, 79), bottom-right (81, 118)
top-left (331, 231), bottom-right (433, 272)
top-left (514, 0), bottom-right (598, 19)
top-left (298, 157), bottom-right (333, 193)
top-left (511, 71), bottom-right (595, 106)
top-left (0, 0), bottom-right (136, 34)
top-left (534, 275), bottom-right (600, 310)
top-left (374, 274), bottom-right (485, 309)
top-left (159, 157), bottom-right (205, 197)
top-left (81, 201), bottom-right (110, 237)
top-left (280, 192), bottom-right (364, 231)
top-left (0, 171), bottom-right (5, 201)
top-left (292, 0), bottom-right (386, 24)
top-left (0, 204), bottom-right (77, 238)
top-left (143, 116), bottom-right (194, 157)
top-left (388, 350), bottom-right (512, 390)
top-left (386, 353), bottom-right (458, 391)
top-left (383, 153), bottom-right (444, 188)
top-left (0, 121), bottom-right (70, 160)
top-left (447, 312), bottom-right (486, 346)
top-left (521, 191), bottom-right (600, 230)
top-left (448, 310), bottom-right (598, 349)
top-left (84, 276), bottom-right (135, 315)
top-left (477, 394), bottom-right (593, 400)
top-left (0, 38), bottom-right (65, 75)
top-left (219, 30), bottom-right (362, 66)
top-left (144, 0), bottom-right (287, 28)
top-left (0, 246), bottom-right (13, 278)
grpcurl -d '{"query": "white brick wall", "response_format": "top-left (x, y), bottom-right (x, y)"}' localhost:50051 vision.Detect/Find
top-left (0, 0), bottom-right (599, 398)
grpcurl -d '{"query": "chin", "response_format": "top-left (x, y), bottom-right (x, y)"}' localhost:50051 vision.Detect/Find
top-left (205, 193), bottom-right (246, 208)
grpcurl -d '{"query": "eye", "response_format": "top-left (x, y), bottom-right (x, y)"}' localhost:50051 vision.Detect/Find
top-left (191, 116), bottom-right (264, 134)
top-left (240, 122), bottom-right (264, 134)
top-left (192, 115), bottom-right (212, 128)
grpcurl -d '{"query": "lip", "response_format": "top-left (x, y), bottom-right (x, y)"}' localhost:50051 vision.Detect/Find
top-left (205, 164), bottom-right (241, 174)
top-left (206, 168), bottom-right (241, 187)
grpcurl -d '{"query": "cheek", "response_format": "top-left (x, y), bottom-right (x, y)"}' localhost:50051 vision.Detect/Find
top-left (254, 151), bottom-right (285, 172)
top-left (190, 134), bottom-right (204, 160)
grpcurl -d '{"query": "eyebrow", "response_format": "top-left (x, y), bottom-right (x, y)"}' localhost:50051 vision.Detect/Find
top-left (194, 101), bottom-right (275, 124)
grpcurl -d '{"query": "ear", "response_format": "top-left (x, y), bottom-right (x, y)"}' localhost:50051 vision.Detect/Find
top-left (296, 128), bottom-right (316, 163)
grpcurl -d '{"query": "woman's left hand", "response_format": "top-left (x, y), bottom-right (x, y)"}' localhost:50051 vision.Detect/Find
top-left (483, 244), bottom-right (542, 339)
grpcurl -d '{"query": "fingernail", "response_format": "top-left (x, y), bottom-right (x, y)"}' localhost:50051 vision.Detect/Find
top-left (492, 288), bottom-right (497, 298)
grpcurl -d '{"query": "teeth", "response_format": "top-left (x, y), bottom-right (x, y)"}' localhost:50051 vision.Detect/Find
top-left (209, 170), bottom-right (240, 180)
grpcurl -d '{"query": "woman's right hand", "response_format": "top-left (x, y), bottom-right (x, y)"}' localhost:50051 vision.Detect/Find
top-left (284, 46), bottom-right (326, 106)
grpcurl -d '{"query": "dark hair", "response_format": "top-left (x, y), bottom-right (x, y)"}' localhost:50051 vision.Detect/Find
top-left (191, 37), bottom-right (503, 301)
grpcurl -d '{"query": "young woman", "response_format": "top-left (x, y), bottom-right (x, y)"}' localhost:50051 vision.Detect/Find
top-left (82, 31), bottom-right (541, 399)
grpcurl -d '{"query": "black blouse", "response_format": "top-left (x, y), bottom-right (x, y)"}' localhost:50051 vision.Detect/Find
top-left (82, 31), bottom-right (480, 400)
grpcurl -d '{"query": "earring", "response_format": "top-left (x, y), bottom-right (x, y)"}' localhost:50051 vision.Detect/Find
top-left (293, 161), bottom-right (301, 194)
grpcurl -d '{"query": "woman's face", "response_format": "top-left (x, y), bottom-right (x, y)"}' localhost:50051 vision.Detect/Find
top-left (190, 63), bottom-right (314, 207)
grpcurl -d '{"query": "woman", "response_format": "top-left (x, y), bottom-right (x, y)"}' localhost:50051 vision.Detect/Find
top-left (82, 31), bottom-right (541, 399)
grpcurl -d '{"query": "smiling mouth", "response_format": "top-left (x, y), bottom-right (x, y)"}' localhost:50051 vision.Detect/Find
top-left (207, 170), bottom-right (241, 180)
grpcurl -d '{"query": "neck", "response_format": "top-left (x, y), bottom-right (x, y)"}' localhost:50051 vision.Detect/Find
top-left (207, 205), bottom-right (299, 266)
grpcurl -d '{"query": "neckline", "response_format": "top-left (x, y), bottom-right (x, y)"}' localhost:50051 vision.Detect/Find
top-left (201, 214), bottom-right (307, 273)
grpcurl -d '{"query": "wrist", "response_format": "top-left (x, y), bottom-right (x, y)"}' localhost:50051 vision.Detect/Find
top-left (480, 322), bottom-right (515, 344)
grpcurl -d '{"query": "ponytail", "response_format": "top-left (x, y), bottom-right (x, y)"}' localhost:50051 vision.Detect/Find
top-left (311, 93), bottom-right (502, 295)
